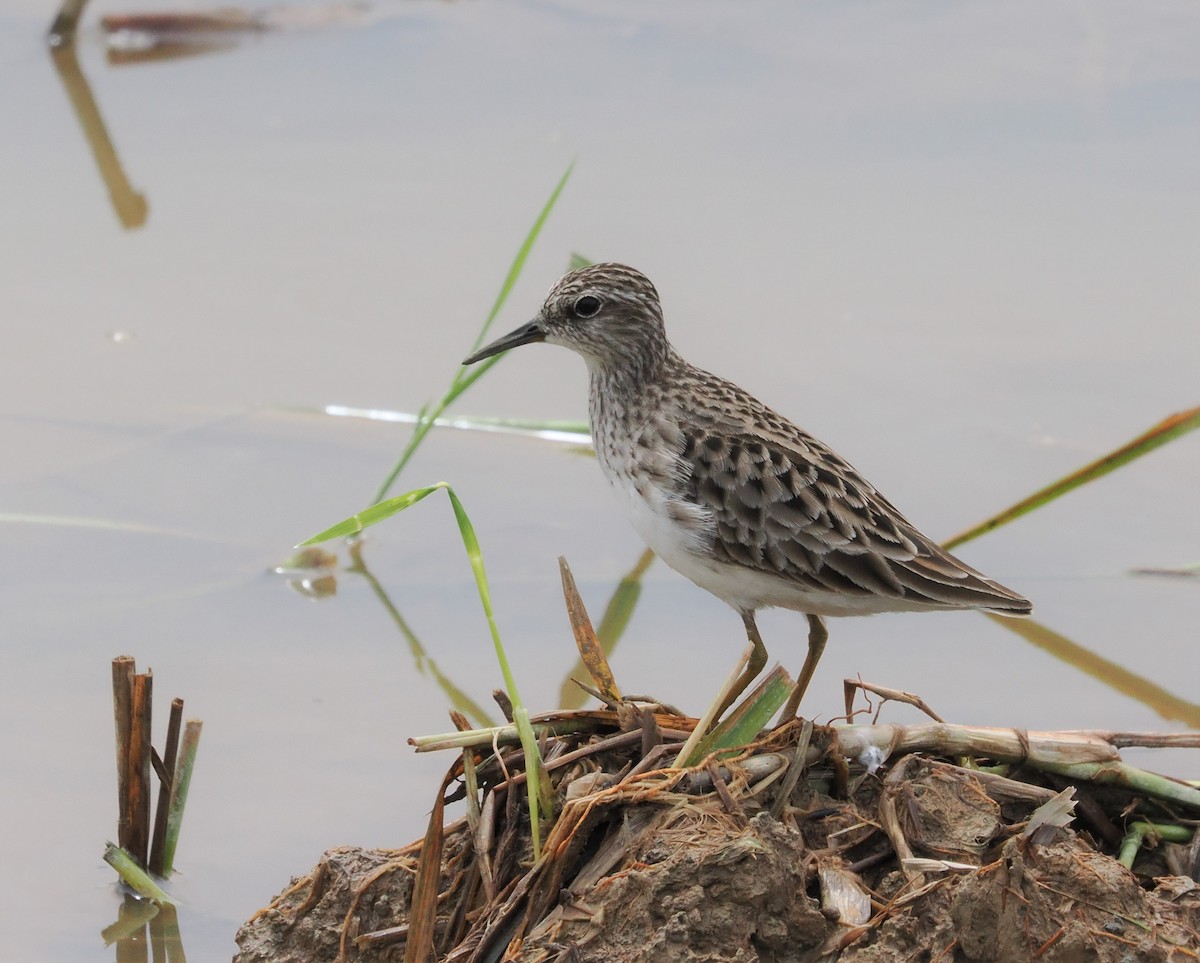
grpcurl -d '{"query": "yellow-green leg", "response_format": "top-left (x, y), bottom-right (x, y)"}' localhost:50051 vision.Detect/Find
top-left (781, 614), bottom-right (827, 719)
top-left (711, 611), bottom-right (769, 721)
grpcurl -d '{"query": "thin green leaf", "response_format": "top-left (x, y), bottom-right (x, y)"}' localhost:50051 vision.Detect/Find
top-left (302, 482), bottom-right (549, 856)
top-left (298, 485), bottom-right (444, 545)
top-left (513, 705), bottom-right (548, 860)
top-left (444, 488), bottom-right (519, 702)
top-left (372, 164), bottom-right (575, 504)
top-left (680, 666), bottom-right (793, 766)
top-left (469, 161), bottom-right (576, 355)
top-left (443, 487), bottom-right (548, 857)
top-left (944, 406), bottom-right (1200, 549)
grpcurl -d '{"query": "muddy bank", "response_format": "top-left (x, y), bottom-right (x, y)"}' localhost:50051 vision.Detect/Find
top-left (234, 711), bottom-right (1200, 962)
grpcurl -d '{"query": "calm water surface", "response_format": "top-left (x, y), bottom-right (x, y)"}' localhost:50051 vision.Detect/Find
top-left (2, 1), bottom-right (1198, 959)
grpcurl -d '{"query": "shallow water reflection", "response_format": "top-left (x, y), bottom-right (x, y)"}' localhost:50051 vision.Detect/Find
top-left (3, 1), bottom-right (1198, 960)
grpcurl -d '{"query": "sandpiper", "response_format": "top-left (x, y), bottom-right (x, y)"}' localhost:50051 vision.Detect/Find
top-left (463, 263), bottom-right (1031, 717)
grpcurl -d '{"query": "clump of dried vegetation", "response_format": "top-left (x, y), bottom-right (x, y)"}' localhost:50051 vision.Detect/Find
top-left (236, 570), bottom-right (1200, 963)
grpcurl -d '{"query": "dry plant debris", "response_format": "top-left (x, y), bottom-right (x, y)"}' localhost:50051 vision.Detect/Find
top-left (235, 706), bottom-right (1200, 963)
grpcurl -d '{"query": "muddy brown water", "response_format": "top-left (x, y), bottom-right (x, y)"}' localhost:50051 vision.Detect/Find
top-left (2, 1), bottom-right (1198, 959)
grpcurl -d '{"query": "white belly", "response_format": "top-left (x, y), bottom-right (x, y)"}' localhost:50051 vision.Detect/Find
top-left (604, 471), bottom-right (778, 611)
top-left (603, 469), bottom-right (926, 619)
top-left (587, 377), bottom-right (918, 619)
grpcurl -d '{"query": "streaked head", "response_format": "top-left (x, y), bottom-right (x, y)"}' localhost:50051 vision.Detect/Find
top-left (462, 263), bottom-right (668, 371)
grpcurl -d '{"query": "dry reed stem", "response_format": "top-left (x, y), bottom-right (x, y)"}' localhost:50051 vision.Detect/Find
top-left (128, 670), bottom-right (153, 867)
top-left (403, 767), bottom-right (457, 963)
top-left (559, 557), bottom-right (622, 706)
top-left (844, 678), bottom-right (945, 723)
top-left (112, 656), bottom-right (136, 855)
top-left (836, 723), bottom-right (1119, 766)
top-left (148, 697), bottom-right (183, 876)
top-left (879, 756), bottom-right (923, 885)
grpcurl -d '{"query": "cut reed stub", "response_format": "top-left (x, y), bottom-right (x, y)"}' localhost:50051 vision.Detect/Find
top-left (108, 657), bottom-right (201, 883)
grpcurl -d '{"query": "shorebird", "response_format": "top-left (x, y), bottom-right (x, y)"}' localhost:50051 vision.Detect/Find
top-left (463, 263), bottom-right (1031, 717)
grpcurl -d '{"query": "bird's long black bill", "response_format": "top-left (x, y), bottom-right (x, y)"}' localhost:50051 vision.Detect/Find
top-left (462, 320), bottom-right (545, 365)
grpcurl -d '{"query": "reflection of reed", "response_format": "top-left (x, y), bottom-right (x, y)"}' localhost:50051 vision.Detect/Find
top-left (986, 612), bottom-right (1200, 728)
top-left (149, 904), bottom-right (186, 963)
top-left (49, 45), bottom-right (148, 229)
top-left (107, 39), bottom-right (238, 66)
top-left (102, 896), bottom-right (187, 962)
top-left (102, 10), bottom-right (265, 33)
top-left (346, 542), bottom-right (498, 729)
top-left (558, 549), bottom-right (655, 710)
top-left (102, 11), bottom-right (261, 65)
top-left (48, 0), bottom-right (90, 44)
top-left (101, 892), bottom-right (157, 946)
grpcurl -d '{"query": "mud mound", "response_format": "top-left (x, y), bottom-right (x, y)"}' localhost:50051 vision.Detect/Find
top-left (235, 713), bottom-right (1200, 962)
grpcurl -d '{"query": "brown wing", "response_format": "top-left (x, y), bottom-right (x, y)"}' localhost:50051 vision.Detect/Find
top-left (677, 414), bottom-right (1031, 615)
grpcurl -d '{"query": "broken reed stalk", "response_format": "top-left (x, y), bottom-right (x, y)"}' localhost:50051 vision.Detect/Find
top-left (128, 670), bottom-right (154, 867)
top-left (162, 719), bottom-right (202, 876)
top-left (112, 656), bottom-right (135, 854)
top-left (148, 697), bottom-right (184, 876)
top-left (109, 657), bottom-right (201, 882)
top-left (413, 714), bottom-right (1200, 811)
top-left (103, 842), bottom-right (175, 905)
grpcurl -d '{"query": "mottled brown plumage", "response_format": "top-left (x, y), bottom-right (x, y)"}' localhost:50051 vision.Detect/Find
top-left (465, 262), bottom-right (1031, 715)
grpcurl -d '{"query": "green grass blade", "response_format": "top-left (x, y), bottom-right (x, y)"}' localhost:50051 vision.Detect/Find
top-left (300, 483), bottom-right (549, 857)
top-left (442, 354), bottom-right (505, 408)
top-left (299, 485), bottom-right (445, 545)
top-left (512, 705), bottom-right (550, 860)
top-left (372, 164), bottom-right (575, 505)
top-left (944, 406), bottom-right (1200, 550)
top-left (469, 161), bottom-right (575, 355)
top-left (443, 487), bottom-right (548, 857)
top-left (679, 666), bottom-right (792, 767)
top-left (444, 488), bottom-right (520, 705)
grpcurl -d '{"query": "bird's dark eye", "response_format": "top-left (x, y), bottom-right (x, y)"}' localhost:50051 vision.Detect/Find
top-left (574, 295), bottom-right (602, 318)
